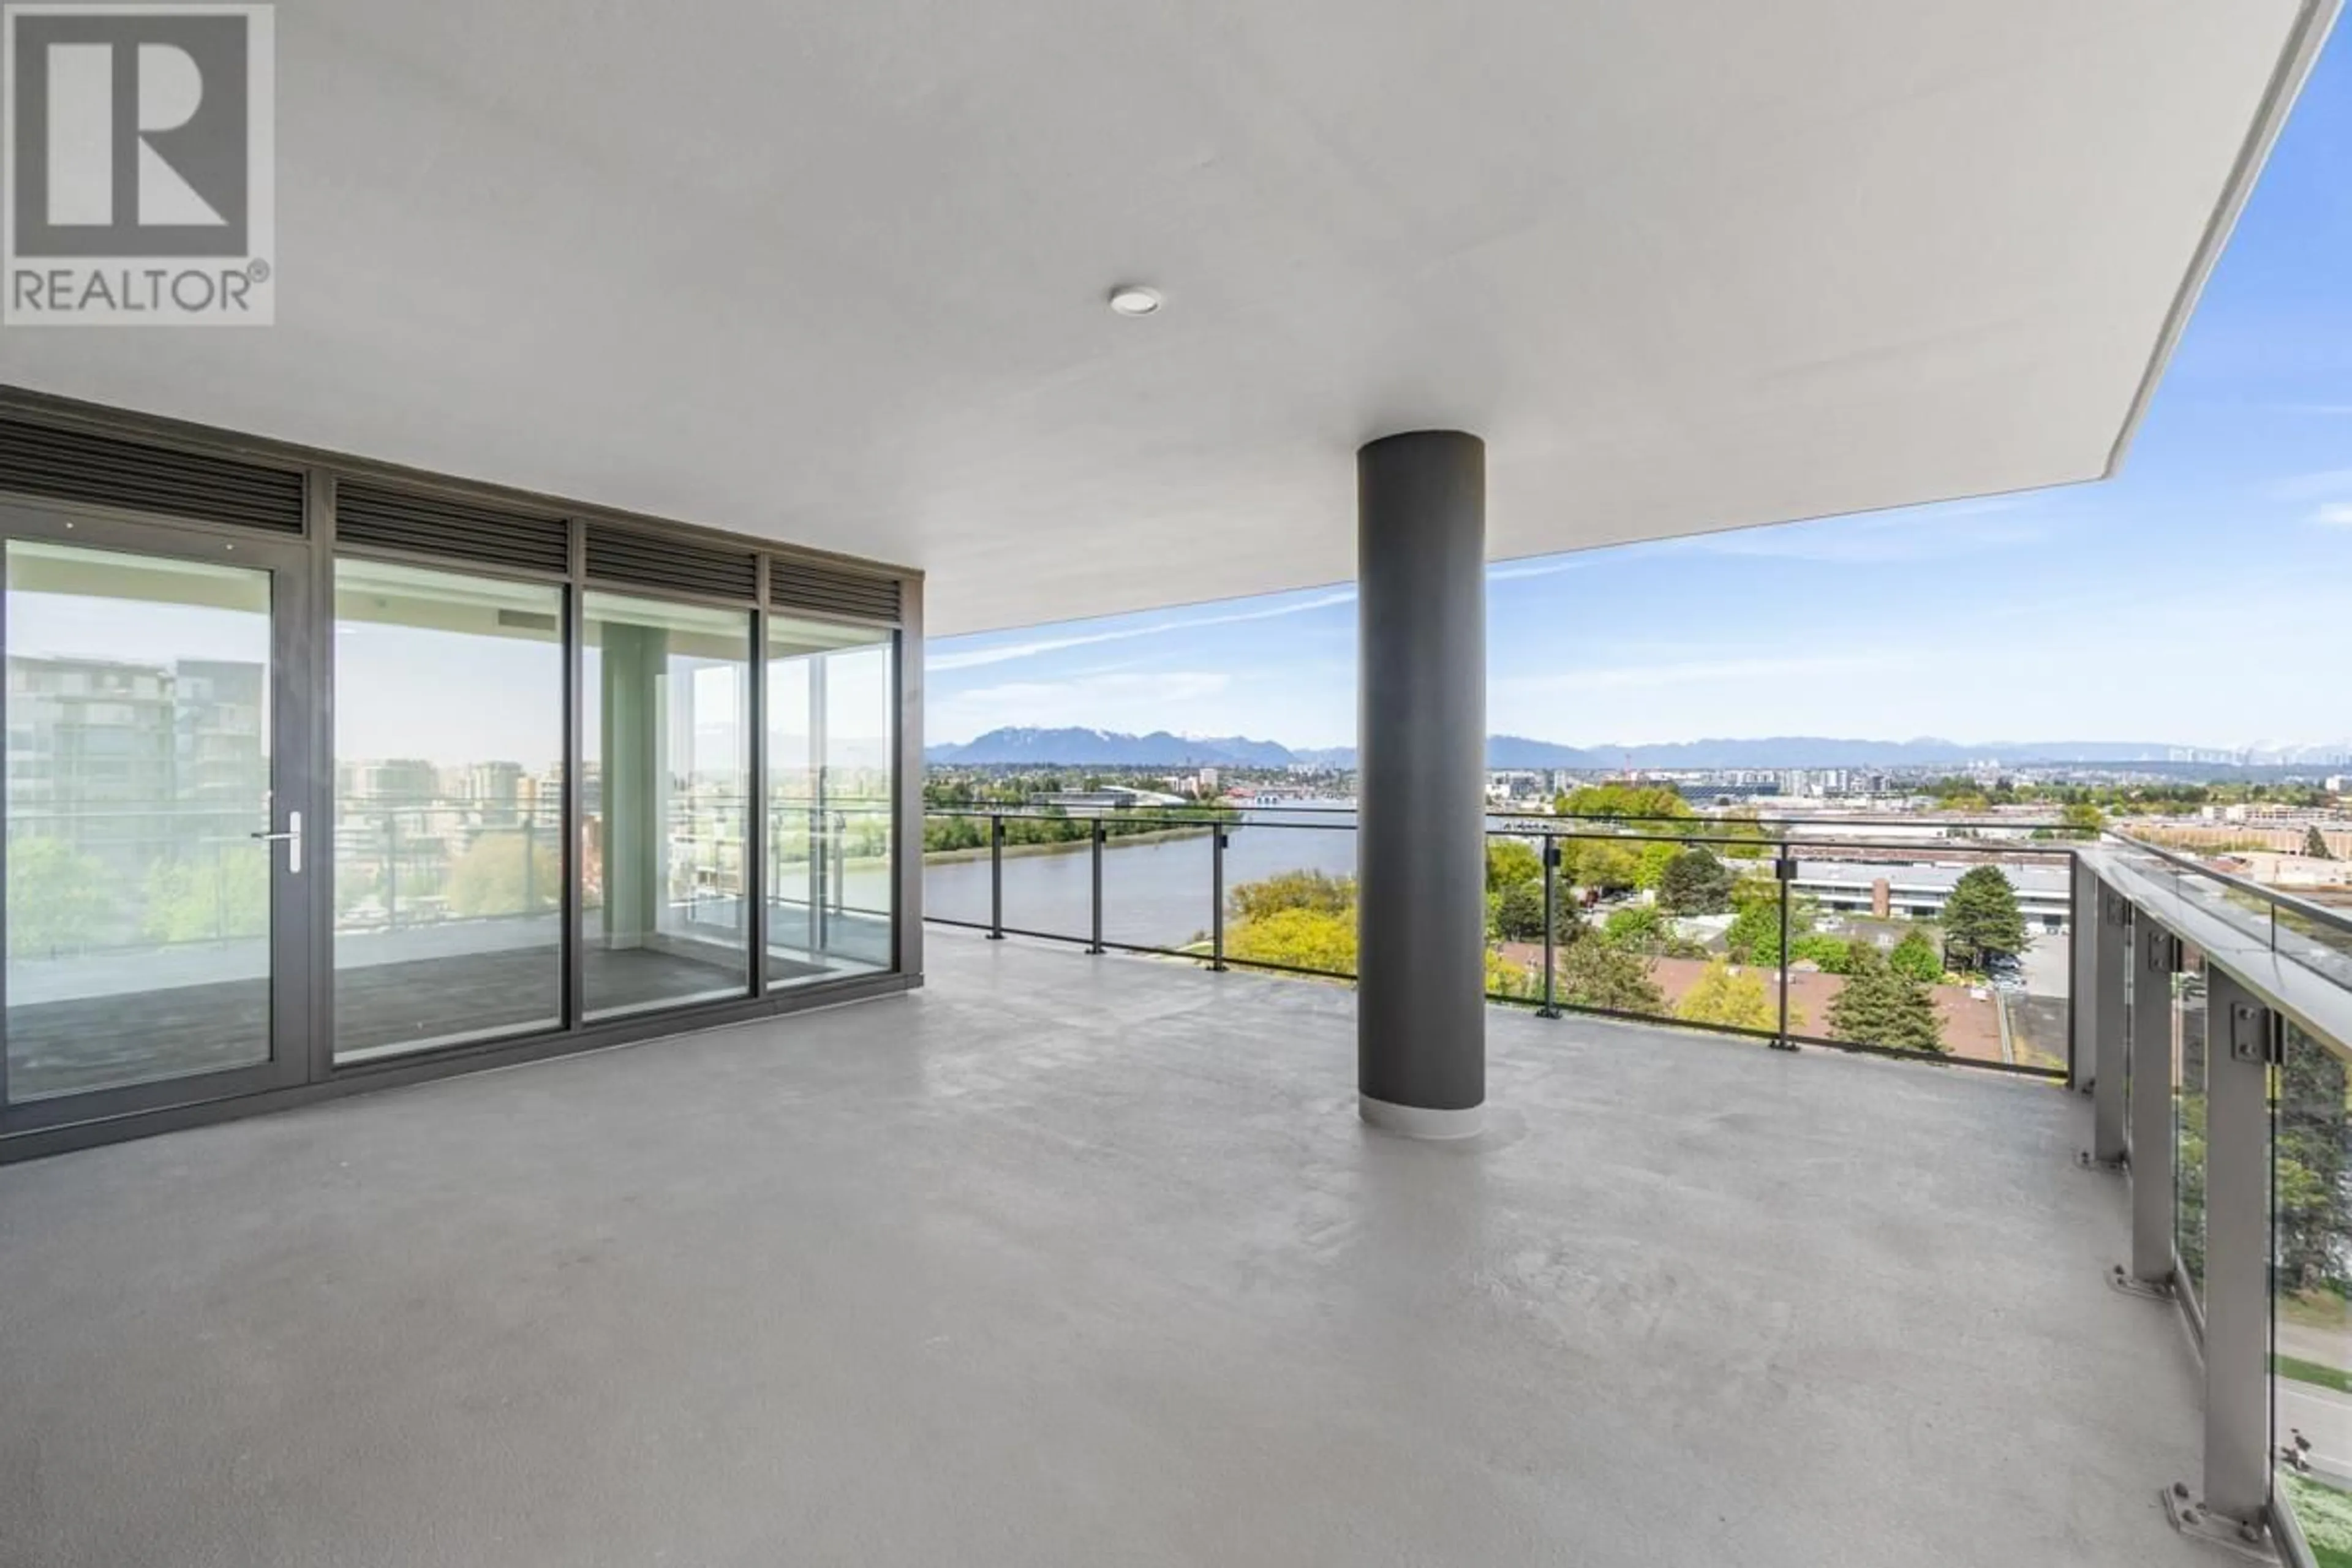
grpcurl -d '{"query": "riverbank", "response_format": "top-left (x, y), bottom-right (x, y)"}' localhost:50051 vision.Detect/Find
top-left (922, 824), bottom-right (1216, 866)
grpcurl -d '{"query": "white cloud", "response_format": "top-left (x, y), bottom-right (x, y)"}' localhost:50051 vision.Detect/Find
top-left (929, 590), bottom-right (1356, 672)
top-left (1488, 559), bottom-right (1581, 582)
top-left (2313, 503), bottom-right (2352, 527)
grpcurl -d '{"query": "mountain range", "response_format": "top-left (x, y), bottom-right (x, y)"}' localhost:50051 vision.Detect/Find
top-left (924, 726), bottom-right (2352, 771)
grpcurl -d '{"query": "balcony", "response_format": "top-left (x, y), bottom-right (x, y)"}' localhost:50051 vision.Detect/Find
top-left (0, 919), bottom-right (2217, 1566)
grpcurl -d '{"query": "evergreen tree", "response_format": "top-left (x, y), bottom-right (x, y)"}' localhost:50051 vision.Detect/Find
top-left (1657, 847), bottom-right (1733, 915)
top-left (2307, 826), bottom-right (2335, 861)
top-left (1492, 878), bottom-right (1571, 943)
top-left (1941, 865), bottom-right (2027, 973)
top-left (1828, 943), bottom-right (1946, 1054)
top-left (1555, 930), bottom-right (1665, 1015)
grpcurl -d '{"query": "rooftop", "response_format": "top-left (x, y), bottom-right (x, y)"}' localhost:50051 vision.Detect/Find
top-left (2, 929), bottom-right (2203, 1566)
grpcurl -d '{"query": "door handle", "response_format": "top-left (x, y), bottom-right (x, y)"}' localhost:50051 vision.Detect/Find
top-left (250, 810), bottom-right (303, 873)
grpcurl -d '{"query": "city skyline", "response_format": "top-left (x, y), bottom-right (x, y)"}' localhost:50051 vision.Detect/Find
top-left (926, 32), bottom-right (2352, 755)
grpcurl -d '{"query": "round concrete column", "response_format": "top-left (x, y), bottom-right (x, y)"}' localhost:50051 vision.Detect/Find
top-left (1356, 430), bottom-right (1486, 1139)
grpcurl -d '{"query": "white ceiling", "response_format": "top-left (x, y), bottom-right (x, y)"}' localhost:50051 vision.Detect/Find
top-left (0, 1), bottom-right (2331, 634)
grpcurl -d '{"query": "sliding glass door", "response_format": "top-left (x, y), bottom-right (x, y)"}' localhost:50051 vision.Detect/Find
top-left (1, 506), bottom-right (312, 1124)
top-left (580, 591), bottom-right (754, 1019)
top-left (767, 617), bottom-right (895, 986)
top-left (331, 559), bottom-right (567, 1060)
top-left (0, 450), bottom-right (910, 1150)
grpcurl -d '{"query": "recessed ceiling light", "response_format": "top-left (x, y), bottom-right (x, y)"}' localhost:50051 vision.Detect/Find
top-left (1107, 285), bottom-right (1162, 317)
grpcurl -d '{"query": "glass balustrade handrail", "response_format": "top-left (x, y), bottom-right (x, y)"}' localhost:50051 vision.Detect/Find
top-left (2103, 826), bottom-right (2352, 942)
top-left (919, 807), bottom-right (2079, 1080)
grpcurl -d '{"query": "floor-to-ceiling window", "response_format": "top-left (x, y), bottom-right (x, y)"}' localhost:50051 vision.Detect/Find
top-left (4, 540), bottom-right (277, 1100)
top-left (766, 617), bottom-right (895, 985)
top-left (581, 592), bottom-right (753, 1019)
top-left (331, 559), bottom-right (566, 1060)
top-left (0, 405), bottom-right (914, 1153)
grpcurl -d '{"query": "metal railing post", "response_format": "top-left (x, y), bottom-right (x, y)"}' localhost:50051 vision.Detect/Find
top-left (987, 815), bottom-right (1005, 940)
top-left (1771, 850), bottom-right (1797, 1050)
top-left (2166, 970), bottom-right (2277, 1548)
top-left (2115, 918), bottom-right (2180, 1297)
top-left (2085, 887), bottom-right (2130, 1170)
top-left (1088, 818), bottom-right (1106, 954)
top-left (1210, 826), bottom-right (1229, 972)
top-left (1537, 836), bottom-right (1561, 1018)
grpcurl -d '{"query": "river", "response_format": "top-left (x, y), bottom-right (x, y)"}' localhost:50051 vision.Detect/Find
top-left (918, 804), bottom-right (1362, 949)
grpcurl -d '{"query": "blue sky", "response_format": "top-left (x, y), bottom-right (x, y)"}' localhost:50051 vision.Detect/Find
top-left (932, 37), bottom-right (2352, 753)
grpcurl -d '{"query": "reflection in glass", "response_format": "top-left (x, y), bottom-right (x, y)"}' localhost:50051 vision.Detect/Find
top-left (4, 540), bottom-right (273, 1101)
top-left (766, 617), bottom-right (894, 986)
top-left (332, 559), bottom-right (564, 1060)
top-left (2175, 948), bottom-right (2209, 1303)
top-left (582, 592), bottom-right (751, 1017)
top-left (2275, 1020), bottom-right (2352, 1552)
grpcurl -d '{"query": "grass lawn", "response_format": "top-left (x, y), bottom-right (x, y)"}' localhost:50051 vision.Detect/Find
top-left (2284, 1471), bottom-right (2352, 1568)
top-left (2277, 1354), bottom-right (2352, 1395)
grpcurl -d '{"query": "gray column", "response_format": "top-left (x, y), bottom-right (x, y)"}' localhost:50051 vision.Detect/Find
top-left (2192, 971), bottom-right (2274, 1534)
top-left (2127, 919), bottom-right (2177, 1286)
top-left (1357, 431), bottom-right (1487, 1139)
top-left (2089, 889), bottom-right (2130, 1167)
top-left (2070, 861), bottom-right (2098, 1093)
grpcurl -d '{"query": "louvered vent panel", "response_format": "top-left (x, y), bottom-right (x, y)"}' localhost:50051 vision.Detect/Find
top-left (0, 417), bottom-right (306, 533)
top-left (769, 559), bottom-right (902, 625)
top-left (584, 524), bottom-right (758, 599)
top-left (336, 483), bottom-right (570, 574)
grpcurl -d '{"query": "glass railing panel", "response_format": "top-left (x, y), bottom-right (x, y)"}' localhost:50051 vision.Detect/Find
top-left (2177, 945), bottom-right (2211, 1311)
top-left (1095, 808), bottom-right (1224, 957)
top-left (919, 810), bottom-right (1000, 930)
top-left (766, 800), bottom-right (895, 984)
top-left (2275, 1019), bottom-right (2352, 1562)
top-left (1774, 842), bottom-right (2068, 1065)
top-left (2277, 901), bottom-right (2352, 993)
top-left (331, 799), bottom-right (564, 1061)
top-left (1219, 810), bottom-right (1360, 979)
top-left (992, 812), bottom-right (1104, 945)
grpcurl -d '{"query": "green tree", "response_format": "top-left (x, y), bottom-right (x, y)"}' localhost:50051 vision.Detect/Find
top-left (2307, 826), bottom-right (2336, 862)
top-left (1601, 904), bottom-right (1693, 957)
top-left (1555, 930), bottom-right (1665, 1014)
top-left (141, 849), bottom-right (270, 944)
top-left (1656, 847), bottom-right (1733, 914)
top-left (446, 832), bottom-right (563, 917)
top-left (5, 836), bottom-right (118, 956)
top-left (1229, 869), bottom-right (1356, 923)
top-left (1790, 932), bottom-right (1854, 973)
top-left (1486, 838), bottom-right (1542, 892)
top-left (1707, 807), bottom-right (1774, 861)
top-left (1555, 783), bottom-right (1692, 824)
top-left (1676, 959), bottom-right (1790, 1031)
top-left (1723, 880), bottom-right (1819, 967)
top-left (1559, 836), bottom-right (1649, 895)
top-left (1888, 926), bottom-right (1944, 983)
top-left (1942, 865), bottom-right (2027, 973)
top-left (2060, 802), bottom-right (2106, 839)
top-left (1827, 943), bottom-right (1945, 1054)
top-left (2275, 1031), bottom-right (2351, 1295)
top-left (1491, 878), bottom-right (1576, 943)
top-left (1226, 906), bottom-right (1357, 975)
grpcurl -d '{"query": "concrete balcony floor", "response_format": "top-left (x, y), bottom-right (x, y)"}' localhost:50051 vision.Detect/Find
top-left (2, 930), bottom-right (2203, 1567)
